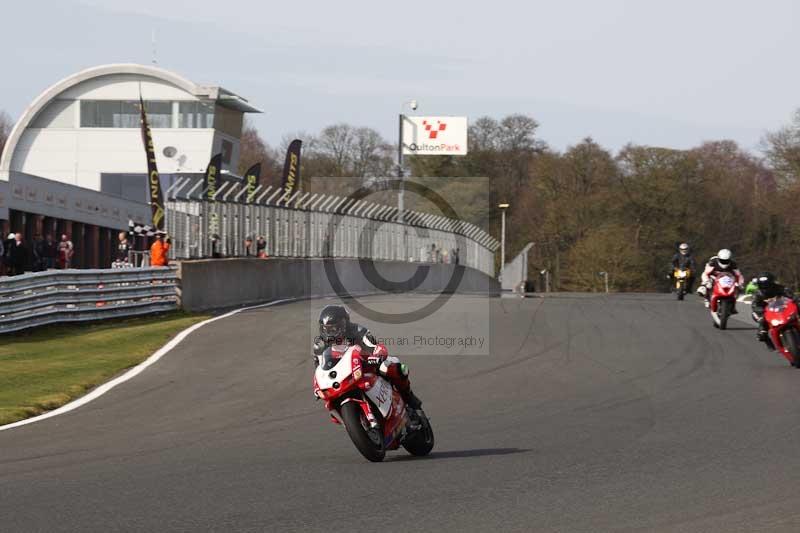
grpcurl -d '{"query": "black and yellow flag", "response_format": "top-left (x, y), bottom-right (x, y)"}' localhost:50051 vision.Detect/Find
top-left (139, 96), bottom-right (165, 231)
top-left (280, 140), bottom-right (302, 204)
top-left (244, 163), bottom-right (261, 204)
top-left (204, 153), bottom-right (223, 240)
top-left (204, 153), bottom-right (223, 201)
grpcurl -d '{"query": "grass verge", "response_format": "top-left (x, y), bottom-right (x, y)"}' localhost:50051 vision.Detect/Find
top-left (0, 312), bottom-right (210, 426)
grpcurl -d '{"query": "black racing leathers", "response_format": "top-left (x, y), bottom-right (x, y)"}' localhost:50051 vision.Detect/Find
top-left (703, 257), bottom-right (741, 279)
top-left (671, 253), bottom-right (696, 271)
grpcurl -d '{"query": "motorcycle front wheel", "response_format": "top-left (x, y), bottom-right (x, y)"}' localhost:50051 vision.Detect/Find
top-left (718, 299), bottom-right (732, 330)
top-left (340, 401), bottom-right (386, 462)
top-left (781, 328), bottom-right (800, 368)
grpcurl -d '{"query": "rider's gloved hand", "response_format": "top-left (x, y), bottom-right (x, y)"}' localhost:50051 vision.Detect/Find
top-left (313, 338), bottom-right (326, 355)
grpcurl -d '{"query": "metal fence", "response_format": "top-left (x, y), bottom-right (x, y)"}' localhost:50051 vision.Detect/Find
top-left (165, 179), bottom-right (499, 277)
top-left (0, 268), bottom-right (178, 334)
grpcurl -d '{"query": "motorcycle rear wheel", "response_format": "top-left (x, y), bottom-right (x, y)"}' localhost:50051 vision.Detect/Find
top-left (402, 411), bottom-right (435, 457)
top-left (340, 401), bottom-right (386, 462)
top-left (781, 329), bottom-right (800, 368)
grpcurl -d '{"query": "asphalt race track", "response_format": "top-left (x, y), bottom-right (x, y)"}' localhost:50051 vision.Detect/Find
top-left (3, 293), bottom-right (800, 532)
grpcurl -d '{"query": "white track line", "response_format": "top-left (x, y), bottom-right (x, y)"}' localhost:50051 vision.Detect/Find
top-left (0, 298), bottom-right (296, 433)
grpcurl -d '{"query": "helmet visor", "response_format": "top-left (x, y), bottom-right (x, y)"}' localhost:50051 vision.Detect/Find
top-left (757, 275), bottom-right (774, 290)
top-left (321, 321), bottom-right (345, 341)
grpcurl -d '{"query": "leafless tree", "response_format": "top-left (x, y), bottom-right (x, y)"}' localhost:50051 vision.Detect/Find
top-left (238, 119), bottom-right (280, 187)
top-left (762, 108), bottom-right (800, 184)
top-left (0, 111), bottom-right (12, 161)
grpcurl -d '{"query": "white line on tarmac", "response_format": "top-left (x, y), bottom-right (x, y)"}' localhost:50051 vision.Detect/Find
top-left (0, 299), bottom-right (296, 433)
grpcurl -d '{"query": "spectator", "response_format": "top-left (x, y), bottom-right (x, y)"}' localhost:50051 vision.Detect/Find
top-left (8, 233), bottom-right (27, 276)
top-left (43, 234), bottom-right (57, 270)
top-left (3, 233), bottom-right (15, 276)
top-left (5, 234), bottom-right (15, 276)
top-left (453, 248), bottom-right (460, 265)
top-left (150, 231), bottom-right (171, 267)
top-left (256, 236), bottom-right (268, 259)
top-left (322, 232), bottom-right (332, 257)
top-left (442, 249), bottom-right (449, 264)
top-left (211, 234), bottom-right (221, 258)
top-left (58, 234), bottom-right (74, 269)
top-left (244, 236), bottom-right (253, 257)
top-left (114, 231), bottom-right (131, 266)
top-left (33, 234), bottom-right (46, 272)
top-left (428, 243), bottom-right (436, 263)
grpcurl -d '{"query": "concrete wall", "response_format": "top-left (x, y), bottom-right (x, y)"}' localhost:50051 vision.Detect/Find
top-left (177, 258), bottom-right (500, 312)
top-left (501, 242), bottom-right (534, 291)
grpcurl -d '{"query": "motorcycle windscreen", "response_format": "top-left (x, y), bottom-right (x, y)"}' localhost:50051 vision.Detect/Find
top-left (319, 345), bottom-right (351, 370)
top-left (717, 275), bottom-right (736, 288)
top-left (767, 297), bottom-right (788, 313)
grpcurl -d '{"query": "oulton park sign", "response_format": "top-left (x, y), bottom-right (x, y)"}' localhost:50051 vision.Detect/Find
top-left (401, 116), bottom-right (468, 156)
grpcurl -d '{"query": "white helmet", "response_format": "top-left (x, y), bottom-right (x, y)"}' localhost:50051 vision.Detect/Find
top-left (678, 243), bottom-right (689, 254)
top-left (717, 248), bottom-right (732, 267)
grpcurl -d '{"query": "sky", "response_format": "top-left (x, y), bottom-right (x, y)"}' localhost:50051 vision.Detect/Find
top-left (2, 0), bottom-right (799, 154)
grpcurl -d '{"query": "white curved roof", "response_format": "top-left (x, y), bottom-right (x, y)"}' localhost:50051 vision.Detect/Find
top-left (0, 63), bottom-right (260, 178)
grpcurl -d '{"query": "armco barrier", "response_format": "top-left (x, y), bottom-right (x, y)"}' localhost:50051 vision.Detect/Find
top-left (0, 268), bottom-right (178, 334)
top-left (177, 258), bottom-right (500, 312)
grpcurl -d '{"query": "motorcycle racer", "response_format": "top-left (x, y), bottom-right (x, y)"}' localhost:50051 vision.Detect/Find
top-left (751, 272), bottom-right (799, 349)
top-left (696, 249), bottom-right (744, 307)
top-left (670, 242), bottom-right (696, 291)
top-left (313, 305), bottom-right (423, 410)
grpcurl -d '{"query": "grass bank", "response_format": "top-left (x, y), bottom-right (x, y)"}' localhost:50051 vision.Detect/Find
top-left (0, 312), bottom-right (209, 426)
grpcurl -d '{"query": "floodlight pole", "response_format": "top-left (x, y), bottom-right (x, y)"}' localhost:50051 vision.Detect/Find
top-left (499, 203), bottom-right (510, 281)
top-left (398, 113), bottom-right (406, 224)
top-left (397, 101), bottom-right (417, 225)
top-left (398, 101), bottom-right (417, 262)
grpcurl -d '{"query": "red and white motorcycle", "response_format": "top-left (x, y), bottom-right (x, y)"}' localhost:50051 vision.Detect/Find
top-left (709, 272), bottom-right (739, 330)
top-left (313, 345), bottom-right (434, 462)
top-left (764, 296), bottom-right (800, 367)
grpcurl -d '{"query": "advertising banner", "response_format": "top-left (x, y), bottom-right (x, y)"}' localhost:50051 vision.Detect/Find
top-left (139, 96), bottom-right (166, 230)
top-left (280, 139), bottom-right (302, 204)
top-left (244, 163), bottom-right (261, 204)
top-left (401, 116), bottom-right (468, 156)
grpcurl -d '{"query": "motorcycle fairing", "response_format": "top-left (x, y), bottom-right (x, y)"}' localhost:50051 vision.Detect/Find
top-left (364, 376), bottom-right (394, 418)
